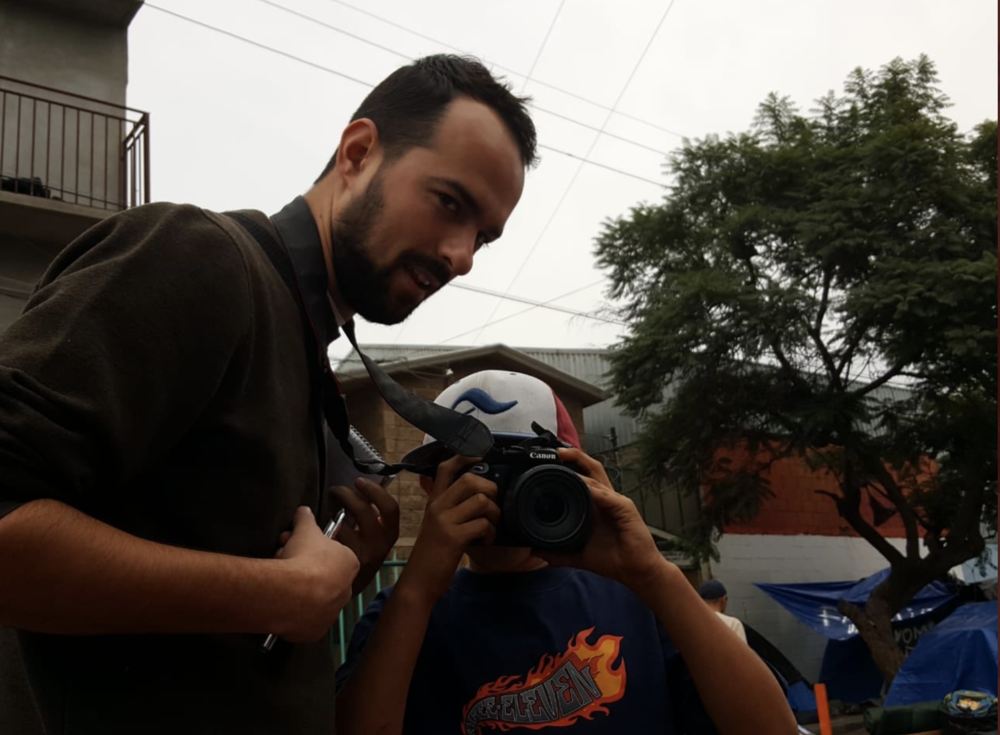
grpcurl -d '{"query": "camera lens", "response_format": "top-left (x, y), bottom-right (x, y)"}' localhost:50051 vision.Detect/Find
top-left (506, 465), bottom-right (592, 552)
top-left (534, 489), bottom-right (568, 525)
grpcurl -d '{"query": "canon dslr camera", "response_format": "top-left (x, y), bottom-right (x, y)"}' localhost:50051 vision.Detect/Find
top-left (459, 438), bottom-right (593, 553)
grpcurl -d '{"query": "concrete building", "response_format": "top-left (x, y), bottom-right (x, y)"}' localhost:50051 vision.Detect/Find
top-left (0, 0), bottom-right (148, 332)
top-left (0, 2), bottom-right (146, 731)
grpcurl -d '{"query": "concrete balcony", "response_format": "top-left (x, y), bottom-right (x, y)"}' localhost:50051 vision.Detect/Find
top-left (0, 74), bottom-right (150, 248)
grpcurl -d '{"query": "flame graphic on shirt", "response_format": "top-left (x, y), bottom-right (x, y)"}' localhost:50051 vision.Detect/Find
top-left (461, 627), bottom-right (626, 735)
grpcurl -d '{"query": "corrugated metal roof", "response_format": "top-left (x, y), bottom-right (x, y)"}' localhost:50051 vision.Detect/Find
top-left (337, 344), bottom-right (913, 453)
top-left (336, 344), bottom-right (613, 387)
top-left (333, 344), bottom-right (463, 372)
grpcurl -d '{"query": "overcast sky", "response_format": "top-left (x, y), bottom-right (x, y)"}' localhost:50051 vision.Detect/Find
top-left (126, 0), bottom-right (998, 362)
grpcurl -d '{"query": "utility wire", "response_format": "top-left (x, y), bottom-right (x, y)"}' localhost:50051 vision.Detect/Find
top-left (470, 0), bottom-right (677, 343)
top-left (321, 0), bottom-right (687, 138)
top-left (448, 281), bottom-right (623, 324)
top-left (520, 0), bottom-right (566, 95)
top-left (143, 4), bottom-right (671, 185)
top-left (145, 3), bottom-right (371, 87)
top-left (436, 279), bottom-right (614, 345)
top-left (539, 145), bottom-right (666, 187)
top-left (252, 0), bottom-right (672, 158)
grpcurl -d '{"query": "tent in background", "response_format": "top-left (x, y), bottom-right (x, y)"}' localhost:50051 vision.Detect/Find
top-left (756, 568), bottom-right (956, 641)
top-left (757, 569), bottom-right (958, 702)
top-left (744, 623), bottom-right (817, 712)
top-left (884, 602), bottom-right (998, 707)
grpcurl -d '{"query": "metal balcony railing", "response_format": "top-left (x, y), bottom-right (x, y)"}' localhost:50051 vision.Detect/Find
top-left (0, 75), bottom-right (150, 211)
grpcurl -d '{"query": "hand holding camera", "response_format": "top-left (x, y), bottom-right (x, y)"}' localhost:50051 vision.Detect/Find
top-left (533, 447), bottom-right (668, 592)
top-left (402, 455), bottom-right (501, 606)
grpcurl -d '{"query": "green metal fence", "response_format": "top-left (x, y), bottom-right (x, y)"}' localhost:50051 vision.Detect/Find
top-left (595, 453), bottom-right (700, 539)
top-left (331, 552), bottom-right (408, 666)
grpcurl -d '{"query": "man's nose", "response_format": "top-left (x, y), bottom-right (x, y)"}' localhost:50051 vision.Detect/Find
top-left (440, 231), bottom-right (476, 278)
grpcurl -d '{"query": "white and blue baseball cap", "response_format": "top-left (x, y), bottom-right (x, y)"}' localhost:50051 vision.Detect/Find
top-left (401, 370), bottom-right (581, 467)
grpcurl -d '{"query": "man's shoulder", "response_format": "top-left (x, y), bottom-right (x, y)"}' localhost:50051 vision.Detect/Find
top-left (116, 202), bottom-right (268, 249)
top-left (90, 202), bottom-right (276, 283)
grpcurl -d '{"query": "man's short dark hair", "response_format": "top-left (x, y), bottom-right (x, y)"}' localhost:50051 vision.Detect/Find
top-left (316, 54), bottom-right (538, 182)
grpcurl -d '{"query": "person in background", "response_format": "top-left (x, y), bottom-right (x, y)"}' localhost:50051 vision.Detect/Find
top-left (699, 579), bottom-right (748, 643)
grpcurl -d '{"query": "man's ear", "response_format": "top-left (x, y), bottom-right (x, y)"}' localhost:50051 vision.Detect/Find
top-left (332, 118), bottom-right (381, 184)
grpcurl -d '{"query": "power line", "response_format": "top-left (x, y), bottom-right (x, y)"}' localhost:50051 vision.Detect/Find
top-left (143, 3), bottom-right (671, 184)
top-left (539, 145), bottom-right (665, 187)
top-left (520, 0), bottom-right (566, 95)
top-left (448, 281), bottom-right (623, 324)
top-left (256, 0), bottom-right (407, 60)
top-left (252, 0), bottom-right (672, 159)
top-left (395, 271), bottom-right (609, 347)
top-left (470, 0), bottom-right (677, 343)
top-left (536, 110), bottom-right (671, 158)
top-left (437, 279), bottom-right (616, 345)
top-left (144, 4), bottom-right (371, 88)
top-left (321, 0), bottom-right (687, 139)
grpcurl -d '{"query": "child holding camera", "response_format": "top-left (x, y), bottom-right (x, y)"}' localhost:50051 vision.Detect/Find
top-left (334, 371), bottom-right (796, 735)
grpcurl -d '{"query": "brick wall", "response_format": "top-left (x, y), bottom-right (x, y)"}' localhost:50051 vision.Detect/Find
top-left (711, 445), bottom-right (912, 539)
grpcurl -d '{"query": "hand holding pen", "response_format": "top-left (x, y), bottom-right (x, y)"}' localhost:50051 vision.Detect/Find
top-left (262, 508), bottom-right (349, 653)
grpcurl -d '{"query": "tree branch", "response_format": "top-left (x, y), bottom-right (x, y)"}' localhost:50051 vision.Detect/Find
top-left (737, 253), bottom-right (810, 392)
top-left (942, 478), bottom-right (989, 566)
top-left (804, 317), bottom-right (843, 389)
top-left (860, 454), bottom-right (921, 560)
top-left (815, 489), bottom-right (843, 504)
top-left (839, 457), bottom-right (906, 565)
top-left (814, 268), bottom-right (833, 336)
top-left (805, 269), bottom-right (843, 388)
top-left (770, 341), bottom-right (810, 389)
top-left (834, 316), bottom-right (875, 377)
top-left (922, 528), bottom-right (944, 555)
top-left (851, 359), bottom-right (912, 399)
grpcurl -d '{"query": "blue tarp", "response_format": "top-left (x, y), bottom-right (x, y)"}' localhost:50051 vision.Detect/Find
top-left (884, 602), bottom-right (998, 707)
top-left (756, 568), bottom-right (956, 641)
top-left (786, 681), bottom-right (818, 712)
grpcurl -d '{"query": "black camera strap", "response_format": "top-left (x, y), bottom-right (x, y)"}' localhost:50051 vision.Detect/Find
top-left (226, 210), bottom-right (494, 477)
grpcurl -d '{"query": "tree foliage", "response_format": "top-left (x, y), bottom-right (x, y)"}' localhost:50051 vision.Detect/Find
top-left (596, 56), bottom-right (997, 681)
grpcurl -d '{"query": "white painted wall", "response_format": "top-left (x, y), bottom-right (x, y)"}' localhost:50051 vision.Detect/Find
top-left (711, 534), bottom-right (909, 682)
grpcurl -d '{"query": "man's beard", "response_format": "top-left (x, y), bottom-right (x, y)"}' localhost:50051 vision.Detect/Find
top-left (331, 172), bottom-right (449, 325)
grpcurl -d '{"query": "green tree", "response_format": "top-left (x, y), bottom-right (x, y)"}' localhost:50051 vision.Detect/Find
top-left (595, 56), bottom-right (997, 682)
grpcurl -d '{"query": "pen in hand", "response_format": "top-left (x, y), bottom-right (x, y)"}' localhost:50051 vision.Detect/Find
top-left (261, 508), bottom-right (349, 653)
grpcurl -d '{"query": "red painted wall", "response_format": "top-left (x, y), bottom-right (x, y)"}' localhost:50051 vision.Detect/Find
top-left (710, 447), bottom-right (913, 538)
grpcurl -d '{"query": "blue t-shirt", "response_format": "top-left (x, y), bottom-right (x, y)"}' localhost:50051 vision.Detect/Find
top-left (337, 566), bottom-right (716, 734)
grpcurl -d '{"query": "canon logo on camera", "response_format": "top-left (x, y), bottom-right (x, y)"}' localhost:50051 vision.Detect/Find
top-left (528, 451), bottom-right (558, 461)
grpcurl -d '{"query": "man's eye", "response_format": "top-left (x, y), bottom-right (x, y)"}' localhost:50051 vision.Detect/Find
top-left (438, 193), bottom-right (460, 212)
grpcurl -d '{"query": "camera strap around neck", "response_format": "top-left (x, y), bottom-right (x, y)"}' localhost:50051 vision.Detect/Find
top-left (225, 210), bottom-right (494, 477)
